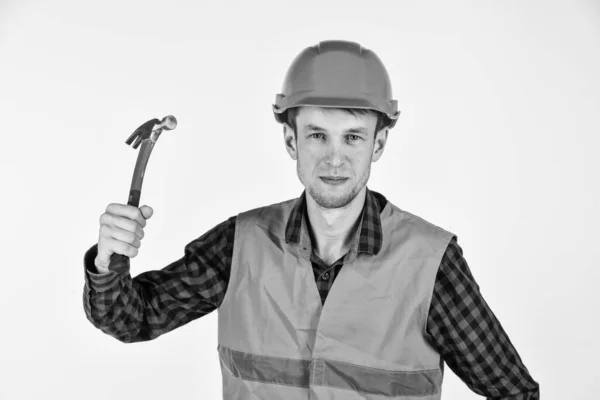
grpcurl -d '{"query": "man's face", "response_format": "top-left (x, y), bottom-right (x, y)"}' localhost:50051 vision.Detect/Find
top-left (283, 107), bottom-right (388, 209)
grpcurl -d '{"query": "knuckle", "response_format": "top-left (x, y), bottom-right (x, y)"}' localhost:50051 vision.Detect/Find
top-left (119, 241), bottom-right (130, 256)
top-left (99, 224), bottom-right (110, 236)
top-left (129, 220), bottom-right (139, 234)
top-left (99, 213), bottom-right (108, 224)
top-left (107, 239), bottom-right (115, 252)
top-left (119, 218), bottom-right (131, 232)
top-left (129, 231), bottom-right (138, 246)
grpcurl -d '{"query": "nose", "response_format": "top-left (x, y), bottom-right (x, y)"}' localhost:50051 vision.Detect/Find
top-left (325, 142), bottom-right (345, 167)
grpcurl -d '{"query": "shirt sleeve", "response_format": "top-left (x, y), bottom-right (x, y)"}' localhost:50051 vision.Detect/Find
top-left (425, 236), bottom-right (540, 399)
top-left (82, 215), bottom-right (237, 343)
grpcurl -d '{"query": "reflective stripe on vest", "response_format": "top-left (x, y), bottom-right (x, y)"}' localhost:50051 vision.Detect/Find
top-left (218, 344), bottom-right (442, 396)
top-left (217, 193), bottom-right (454, 399)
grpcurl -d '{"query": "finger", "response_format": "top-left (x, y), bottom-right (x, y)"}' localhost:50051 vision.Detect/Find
top-left (140, 205), bottom-right (154, 220)
top-left (95, 241), bottom-right (115, 267)
top-left (100, 237), bottom-right (139, 260)
top-left (106, 203), bottom-right (147, 229)
top-left (108, 226), bottom-right (142, 248)
top-left (102, 214), bottom-right (144, 239)
top-left (94, 254), bottom-right (111, 269)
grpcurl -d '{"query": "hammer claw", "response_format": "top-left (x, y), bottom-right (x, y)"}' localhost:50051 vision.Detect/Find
top-left (132, 135), bottom-right (143, 149)
top-left (125, 118), bottom-right (160, 147)
top-left (125, 130), bottom-right (140, 146)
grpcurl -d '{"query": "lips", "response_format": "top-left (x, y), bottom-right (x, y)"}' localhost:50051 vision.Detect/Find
top-left (321, 177), bottom-right (348, 185)
top-left (321, 177), bottom-right (347, 181)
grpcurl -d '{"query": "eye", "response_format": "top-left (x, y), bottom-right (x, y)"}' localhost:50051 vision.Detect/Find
top-left (308, 133), bottom-right (362, 141)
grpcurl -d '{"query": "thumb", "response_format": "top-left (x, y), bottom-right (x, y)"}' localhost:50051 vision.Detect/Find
top-left (140, 205), bottom-right (154, 220)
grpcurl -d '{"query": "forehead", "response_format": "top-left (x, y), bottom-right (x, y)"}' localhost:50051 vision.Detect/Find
top-left (295, 107), bottom-right (377, 132)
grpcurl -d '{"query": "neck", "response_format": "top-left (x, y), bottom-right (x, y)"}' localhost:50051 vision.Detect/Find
top-left (305, 186), bottom-right (367, 254)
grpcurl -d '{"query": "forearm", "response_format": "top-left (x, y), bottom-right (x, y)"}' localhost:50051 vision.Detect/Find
top-left (426, 237), bottom-right (540, 399)
top-left (82, 244), bottom-right (211, 343)
top-left (83, 245), bottom-right (155, 342)
top-left (487, 390), bottom-right (539, 400)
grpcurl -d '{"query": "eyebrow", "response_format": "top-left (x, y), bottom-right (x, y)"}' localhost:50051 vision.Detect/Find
top-left (304, 123), bottom-right (368, 134)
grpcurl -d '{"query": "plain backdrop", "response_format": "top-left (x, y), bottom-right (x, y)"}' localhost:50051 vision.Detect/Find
top-left (1, 0), bottom-right (598, 399)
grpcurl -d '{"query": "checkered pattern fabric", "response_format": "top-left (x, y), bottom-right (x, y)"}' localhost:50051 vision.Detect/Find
top-left (83, 187), bottom-right (539, 399)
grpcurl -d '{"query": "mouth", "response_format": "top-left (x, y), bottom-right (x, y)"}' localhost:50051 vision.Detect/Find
top-left (320, 177), bottom-right (349, 185)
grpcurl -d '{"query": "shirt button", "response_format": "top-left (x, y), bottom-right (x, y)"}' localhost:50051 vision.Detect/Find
top-left (322, 272), bottom-right (329, 280)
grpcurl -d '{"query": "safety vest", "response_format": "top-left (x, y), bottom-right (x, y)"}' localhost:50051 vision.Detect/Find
top-left (217, 195), bottom-right (455, 399)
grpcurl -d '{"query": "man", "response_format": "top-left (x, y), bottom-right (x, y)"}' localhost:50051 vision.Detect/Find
top-left (83, 40), bottom-right (539, 399)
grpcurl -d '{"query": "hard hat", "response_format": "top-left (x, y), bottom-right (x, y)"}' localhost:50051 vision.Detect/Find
top-left (272, 40), bottom-right (400, 129)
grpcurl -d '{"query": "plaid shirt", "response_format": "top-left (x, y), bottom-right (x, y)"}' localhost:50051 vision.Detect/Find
top-left (83, 187), bottom-right (539, 399)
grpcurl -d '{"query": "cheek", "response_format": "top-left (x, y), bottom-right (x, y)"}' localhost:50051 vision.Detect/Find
top-left (297, 147), bottom-right (320, 165)
top-left (300, 156), bottom-right (319, 176)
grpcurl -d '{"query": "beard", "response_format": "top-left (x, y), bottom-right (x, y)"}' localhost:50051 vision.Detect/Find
top-left (297, 159), bottom-right (371, 210)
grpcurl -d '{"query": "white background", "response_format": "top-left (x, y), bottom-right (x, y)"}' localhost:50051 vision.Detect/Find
top-left (1, 0), bottom-right (598, 399)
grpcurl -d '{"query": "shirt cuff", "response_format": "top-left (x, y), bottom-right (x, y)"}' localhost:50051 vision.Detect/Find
top-left (83, 244), bottom-right (129, 292)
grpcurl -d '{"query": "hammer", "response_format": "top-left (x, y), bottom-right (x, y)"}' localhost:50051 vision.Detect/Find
top-left (108, 115), bottom-right (177, 274)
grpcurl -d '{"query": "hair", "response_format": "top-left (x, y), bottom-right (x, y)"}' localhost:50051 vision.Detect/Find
top-left (283, 107), bottom-right (392, 141)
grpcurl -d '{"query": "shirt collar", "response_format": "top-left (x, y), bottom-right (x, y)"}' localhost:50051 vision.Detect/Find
top-left (284, 186), bottom-right (386, 261)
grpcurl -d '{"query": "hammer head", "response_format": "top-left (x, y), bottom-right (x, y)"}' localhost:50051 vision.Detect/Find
top-left (125, 116), bottom-right (177, 149)
top-left (158, 115), bottom-right (177, 131)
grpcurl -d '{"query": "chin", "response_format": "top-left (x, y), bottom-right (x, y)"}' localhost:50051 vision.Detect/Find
top-left (309, 180), bottom-right (359, 209)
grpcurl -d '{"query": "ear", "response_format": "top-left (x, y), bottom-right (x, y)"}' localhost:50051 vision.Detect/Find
top-left (283, 123), bottom-right (298, 160)
top-left (371, 127), bottom-right (389, 163)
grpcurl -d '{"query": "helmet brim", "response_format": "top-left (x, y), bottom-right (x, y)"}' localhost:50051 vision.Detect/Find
top-left (272, 95), bottom-right (399, 129)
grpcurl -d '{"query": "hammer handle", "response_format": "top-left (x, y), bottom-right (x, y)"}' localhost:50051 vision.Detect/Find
top-left (108, 138), bottom-right (154, 274)
top-left (108, 189), bottom-right (141, 274)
